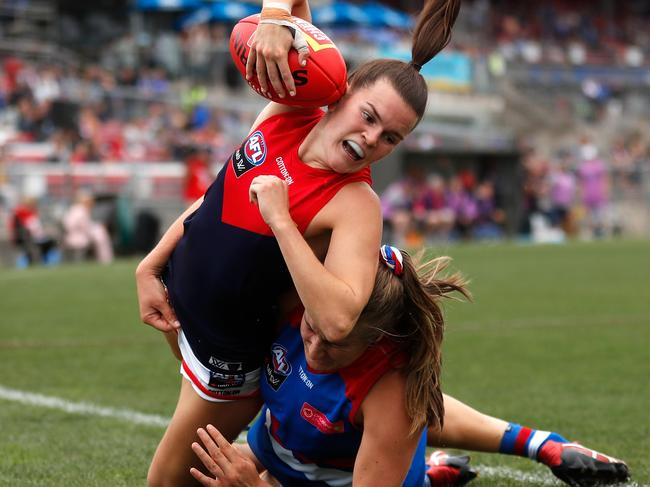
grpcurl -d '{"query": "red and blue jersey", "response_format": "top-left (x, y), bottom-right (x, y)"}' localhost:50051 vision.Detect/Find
top-left (164, 108), bottom-right (372, 372)
top-left (248, 313), bottom-right (427, 486)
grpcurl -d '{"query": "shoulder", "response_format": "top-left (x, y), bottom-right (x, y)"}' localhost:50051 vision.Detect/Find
top-left (358, 369), bottom-right (407, 424)
top-left (357, 369), bottom-right (415, 451)
top-left (249, 102), bottom-right (324, 136)
top-left (316, 182), bottom-right (380, 227)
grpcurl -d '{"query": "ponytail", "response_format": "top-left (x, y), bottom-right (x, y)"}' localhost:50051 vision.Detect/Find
top-left (355, 251), bottom-right (470, 435)
top-left (411, 0), bottom-right (461, 70)
top-left (399, 254), bottom-right (469, 434)
top-left (347, 0), bottom-right (461, 123)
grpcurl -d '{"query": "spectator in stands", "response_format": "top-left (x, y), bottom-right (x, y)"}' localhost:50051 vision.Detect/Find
top-left (380, 177), bottom-right (412, 248)
top-left (576, 143), bottom-right (609, 238)
top-left (419, 174), bottom-right (455, 243)
top-left (472, 179), bottom-right (505, 240)
top-left (10, 196), bottom-right (59, 266)
top-left (548, 155), bottom-right (576, 236)
top-left (70, 139), bottom-right (101, 164)
top-left (447, 174), bottom-right (477, 240)
top-left (183, 146), bottom-right (212, 206)
top-left (519, 150), bottom-right (550, 237)
top-left (16, 95), bottom-right (44, 141)
top-left (381, 165), bottom-right (452, 248)
top-left (62, 190), bottom-right (114, 264)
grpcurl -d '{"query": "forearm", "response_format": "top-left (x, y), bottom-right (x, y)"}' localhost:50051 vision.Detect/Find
top-left (263, 0), bottom-right (310, 20)
top-left (271, 220), bottom-right (363, 341)
top-left (135, 197), bottom-right (203, 276)
top-left (290, 0), bottom-right (310, 21)
top-left (427, 394), bottom-right (508, 452)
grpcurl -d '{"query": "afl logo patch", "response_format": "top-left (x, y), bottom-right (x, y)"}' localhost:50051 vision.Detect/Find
top-left (265, 343), bottom-right (292, 391)
top-left (232, 130), bottom-right (267, 178)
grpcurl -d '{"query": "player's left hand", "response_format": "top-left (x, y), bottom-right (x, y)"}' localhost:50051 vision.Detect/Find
top-left (246, 23), bottom-right (293, 98)
top-left (190, 425), bottom-right (264, 487)
top-left (246, 22), bottom-right (310, 98)
top-left (249, 175), bottom-right (293, 229)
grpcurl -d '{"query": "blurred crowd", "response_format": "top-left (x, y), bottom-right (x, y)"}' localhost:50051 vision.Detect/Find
top-left (0, 51), bottom-right (252, 165)
top-left (9, 189), bottom-right (114, 267)
top-left (381, 133), bottom-right (649, 246)
top-left (381, 166), bottom-right (506, 246)
top-left (456, 0), bottom-right (650, 67)
top-left (519, 136), bottom-right (647, 242)
top-left (1, 0), bottom-right (649, 266)
top-left (1, 0), bottom-right (649, 164)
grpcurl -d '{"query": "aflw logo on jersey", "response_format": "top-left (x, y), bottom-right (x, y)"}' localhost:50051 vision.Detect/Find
top-left (232, 130), bottom-right (267, 178)
top-left (265, 343), bottom-right (292, 391)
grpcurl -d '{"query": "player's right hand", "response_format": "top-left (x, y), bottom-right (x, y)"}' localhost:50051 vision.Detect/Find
top-left (190, 424), bottom-right (265, 487)
top-left (135, 269), bottom-right (180, 332)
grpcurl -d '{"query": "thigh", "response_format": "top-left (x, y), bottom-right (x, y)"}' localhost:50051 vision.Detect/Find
top-left (148, 378), bottom-right (262, 487)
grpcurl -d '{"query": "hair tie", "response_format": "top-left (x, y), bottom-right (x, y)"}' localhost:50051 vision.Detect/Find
top-left (410, 61), bottom-right (422, 72)
top-left (380, 245), bottom-right (404, 277)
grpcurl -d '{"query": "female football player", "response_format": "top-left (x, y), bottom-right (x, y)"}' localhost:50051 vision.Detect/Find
top-left (187, 248), bottom-right (629, 487)
top-left (137, 0), bottom-right (462, 485)
top-left (187, 247), bottom-right (472, 487)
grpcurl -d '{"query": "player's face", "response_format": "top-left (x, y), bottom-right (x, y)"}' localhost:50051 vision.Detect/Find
top-left (300, 315), bottom-right (367, 371)
top-left (319, 78), bottom-right (418, 173)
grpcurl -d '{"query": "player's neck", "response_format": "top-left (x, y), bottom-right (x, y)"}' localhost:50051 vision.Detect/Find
top-left (298, 123), bottom-right (329, 170)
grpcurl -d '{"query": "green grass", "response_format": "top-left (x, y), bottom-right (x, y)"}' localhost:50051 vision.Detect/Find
top-left (0, 240), bottom-right (648, 486)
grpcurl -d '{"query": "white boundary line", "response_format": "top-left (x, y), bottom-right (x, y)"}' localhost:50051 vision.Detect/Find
top-left (0, 384), bottom-right (170, 427)
top-left (1, 385), bottom-right (645, 486)
top-left (475, 465), bottom-right (559, 485)
top-left (475, 465), bottom-right (644, 487)
top-left (0, 385), bottom-right (250, 442)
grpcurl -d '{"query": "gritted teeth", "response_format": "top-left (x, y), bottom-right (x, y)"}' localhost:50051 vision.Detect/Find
top-left (344, 140), bottom-right (364, 160)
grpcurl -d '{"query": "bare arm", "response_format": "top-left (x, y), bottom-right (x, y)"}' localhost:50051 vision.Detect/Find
top-left (250, 178), bottom-right (382, 342)
top-left (353, 371), bottom-right (422, 487)
top-left (135, 197), bottom-right (203, 332)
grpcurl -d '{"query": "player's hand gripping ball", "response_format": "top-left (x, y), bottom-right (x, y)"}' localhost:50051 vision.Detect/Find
top-left (230, 14), bottom-right (347, 107)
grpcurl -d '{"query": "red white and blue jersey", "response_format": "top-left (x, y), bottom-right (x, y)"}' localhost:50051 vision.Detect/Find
top-left (164, 108), bottom-right (372, 375)
top-left (248, 313), bottom-right (427, 486)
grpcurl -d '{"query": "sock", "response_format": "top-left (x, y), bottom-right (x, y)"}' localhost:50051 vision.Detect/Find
top-left (499, 423), bottom-right (568, 462)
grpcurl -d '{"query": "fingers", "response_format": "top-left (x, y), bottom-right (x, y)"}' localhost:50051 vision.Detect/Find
top-left (142, 312), bottom-right (176, 332)
top-left (189, 467), bottom-right (217, 486)
top-left (271, 58), bottom-right (294, 98)
top-left (245, 32), bottom-right (257, 82)
top-left (297, 47), bottom-right (310, 68)
top-left (293, 31), bottom-right (310, 68)
top-left (192, 435), bottom-right (225, 478)
top-left (157, 296), bottom-right (181, 330)
top-left (140, 298), bottom-right (180, 331)
top-left (255, 53), bottom-right (270, 95)
top-left (247, 23), bottom-right (307, 98)
top-left (195, 425), bottom-right (238, 477)
top-left (249, 184), bottom-right (259, 205)
top-left (205, 424), bottom-right (237, 462)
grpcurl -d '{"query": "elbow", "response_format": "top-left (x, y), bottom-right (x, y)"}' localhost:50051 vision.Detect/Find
top-left (312, 312), bottom-right (359, 343)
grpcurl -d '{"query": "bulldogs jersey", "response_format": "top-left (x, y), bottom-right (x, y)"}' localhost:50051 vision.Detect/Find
top-left (164, 108), bottom-right (372, 371)
top-left (248, 315), bottom-right (427, 487)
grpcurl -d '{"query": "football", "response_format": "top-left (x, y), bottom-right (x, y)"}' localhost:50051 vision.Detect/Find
top-left (229, 14), bottom-right (347, 107)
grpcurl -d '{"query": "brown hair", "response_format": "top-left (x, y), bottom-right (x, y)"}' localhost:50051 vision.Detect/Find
top-left (351, 250), bottom-right (470, 434)
top-left (347, 0), bottom-right (461, 123)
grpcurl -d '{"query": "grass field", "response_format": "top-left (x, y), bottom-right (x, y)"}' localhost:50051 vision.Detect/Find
top-left (1, 239), bottom-right (648, 486)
